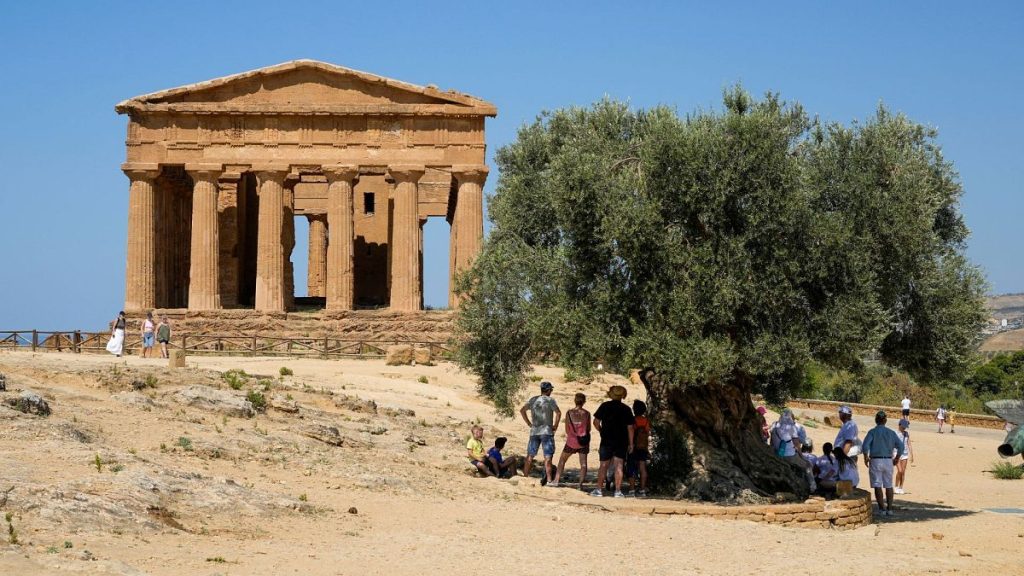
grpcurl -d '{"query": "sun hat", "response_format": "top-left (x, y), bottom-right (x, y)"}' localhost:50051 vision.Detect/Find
top-left (606, 385), bottom-right (627, 400)
top-left (898, 418), bottom-right (910, 429)
top-left (540, 381), bottom-right (554, 392)
top-left (838, 405), bottom-right (853, 415)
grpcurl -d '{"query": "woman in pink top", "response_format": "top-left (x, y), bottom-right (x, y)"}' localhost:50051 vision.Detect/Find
top-left (553, 393), bottom-right (591, 490)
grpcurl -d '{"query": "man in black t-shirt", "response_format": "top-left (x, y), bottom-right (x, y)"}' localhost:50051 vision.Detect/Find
top-left (590, 385), bottom-right (635, 498)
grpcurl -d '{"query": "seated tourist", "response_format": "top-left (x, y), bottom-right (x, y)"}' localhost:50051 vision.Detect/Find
top-left (835, 440), bottom-right (860, 489)
top-left (816, 441), bottom-right (838, 492)
top-left (466, 425), bottom-right (493, 477)
top-left (487, 437), bottom-right (518, 478)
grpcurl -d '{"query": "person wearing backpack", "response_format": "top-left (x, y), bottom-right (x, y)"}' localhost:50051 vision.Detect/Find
top-left (553, 393), bottom-right (591, 490)
top-left (627, 399), bottom-right (651, 497)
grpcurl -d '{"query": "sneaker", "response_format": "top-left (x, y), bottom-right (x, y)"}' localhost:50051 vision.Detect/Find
top-left (638, 489), bottom-right (647, 497)
top-left (628, 490), bottom-right (637, 497)
top-left (590, 489), bottom-right (603, 497)
top-left (883, 509), bottom-right (893, 517)
top-left (548, 481), bottom-right (559, 488)
top-left (613, 491), bottom-right (625, 498)
top-left (894, 487), bottom-right (904, 494)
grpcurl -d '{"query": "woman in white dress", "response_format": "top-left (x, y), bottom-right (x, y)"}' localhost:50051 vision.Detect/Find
top-left (105, 311), bottom-right (127, 357)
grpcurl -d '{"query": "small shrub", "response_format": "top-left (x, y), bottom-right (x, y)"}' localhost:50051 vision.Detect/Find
top-left (177, 436), bottom-right (194, 451)
top-left (417, 375), bottom-right (429, 384)
top-left (222, 369), bottom-right (249, 390)
top-left (46, 546), bottom-right (58, 554)
top-left (298, 493), bottom-right (308, 502)
top-left (528, 374), bottom-right (543, 382)
top-left (258, 379), bottom-right (274, 392)
top-left (206, 557), bottom-right (226, 563)
top-left (64, 541), bottom-right (73, 549)
top-left (247, 390), bottom-right (267, 412)
top-left (110, 464), bottom-right (125, 473)
top-left (279, 367), bottom-right (294, 377)
top-left (991, 461), bottom-right (1024, 480)
top-left (93, 454), bottom-right (103, 472)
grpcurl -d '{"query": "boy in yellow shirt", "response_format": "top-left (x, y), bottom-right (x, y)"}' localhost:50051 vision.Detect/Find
top-left (466, 425), bottom-right (493, 476)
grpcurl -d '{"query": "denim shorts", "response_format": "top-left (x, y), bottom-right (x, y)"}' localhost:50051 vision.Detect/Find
top-left (142, 333), bottom-right (155, 348)
top-left (527, 434), bottom-right (555, 457)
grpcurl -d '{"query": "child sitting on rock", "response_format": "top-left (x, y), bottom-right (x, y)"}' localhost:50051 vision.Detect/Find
top-left (487, 437), bottom-right (518, 478)
top-left (466, 425), bottom-right (493, 477)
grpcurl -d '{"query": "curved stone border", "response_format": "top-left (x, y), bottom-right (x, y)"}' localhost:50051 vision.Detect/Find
top-left (647, 490), bottom-right (873, 530)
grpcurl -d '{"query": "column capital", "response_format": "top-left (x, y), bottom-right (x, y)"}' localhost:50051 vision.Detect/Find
top-left (253, 167), bottom-right (289, 185)
top-left (322, 164), bottom-right (360, 182)
top-left (452, 164), bottom-right (489, 185)
top-left (388, 164), bottom-right (425, 183)
top-left (121, 163), bottom-right (160, 182)
top-left (185, 163), bottom-right (223, 184)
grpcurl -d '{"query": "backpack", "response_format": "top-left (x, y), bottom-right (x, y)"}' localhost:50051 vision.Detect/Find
top-left (635, 416), bottom-right (650, 450)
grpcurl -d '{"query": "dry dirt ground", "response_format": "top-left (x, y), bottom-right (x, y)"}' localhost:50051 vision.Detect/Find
top-left (0, 350), bottom-right (1021, 576)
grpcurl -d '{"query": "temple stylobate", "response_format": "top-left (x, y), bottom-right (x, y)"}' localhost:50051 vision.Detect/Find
top-left (116, 60), bottom-right (494, 313)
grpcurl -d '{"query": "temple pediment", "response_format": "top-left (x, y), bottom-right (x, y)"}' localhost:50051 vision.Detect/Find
top-left (115, 60), bottom-right (497, 116)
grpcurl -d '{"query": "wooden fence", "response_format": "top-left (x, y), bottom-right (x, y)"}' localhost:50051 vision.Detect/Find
top-left (0, 330), bottom-right (452, 359)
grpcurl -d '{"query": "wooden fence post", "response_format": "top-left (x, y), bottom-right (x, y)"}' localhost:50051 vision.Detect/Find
top-left (73, 330), bottom-right (81, 353)
top-left (31, 330), bottom-right (38, 352)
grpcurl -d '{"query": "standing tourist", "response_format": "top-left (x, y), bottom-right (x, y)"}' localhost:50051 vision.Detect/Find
top-left (936, 405), bottom-right (947, 433)
top-left (861, 411), bottom-right (904, 517)
top-left (553, 392), bottom-right (591, 490)
top-left (947, 405), bottom-right (957, 434)
top-left (901, 394), bottom-right (911, 418)
top-left (756, 405), bottom-right (770, 443)
top-left (834, 405), bottom-right (861, 456)
top-left (520, 381), bottom-right (561, 486)
top-left (627, 399), bottom-right (651, 497)
top-left (105, 311), bottom-right (127, 357)
top-left (140, 311), bottom-right (156, 358)
top-left (590, 385), bottom-right (634, 498)
top-left (895, 418), bottom-right (914, 494)
top-left (156, 315), bottom-right (171, 359)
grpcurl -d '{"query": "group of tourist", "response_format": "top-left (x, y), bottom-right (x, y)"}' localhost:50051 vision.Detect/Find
top-left (467, 381), bottom-right (652, 498)
top-left (767, 403), bottom-right (915, 516)
top-left (105, 310), bottom-right (171, 358)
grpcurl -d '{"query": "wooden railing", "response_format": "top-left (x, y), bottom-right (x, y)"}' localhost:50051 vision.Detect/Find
top-left (0, 330), bottom-right (453, 359)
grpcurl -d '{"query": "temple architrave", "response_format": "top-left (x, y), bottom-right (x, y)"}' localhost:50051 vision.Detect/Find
top-left (115, 60), bottom-right (495, 315)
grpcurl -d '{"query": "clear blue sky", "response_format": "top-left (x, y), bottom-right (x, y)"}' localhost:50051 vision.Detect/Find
top-left (1, 1), bottom-right (1021, 330)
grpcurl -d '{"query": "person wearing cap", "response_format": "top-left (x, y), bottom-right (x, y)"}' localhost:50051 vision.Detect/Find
top-left (895, 418), bottom-right (914, 494)
top-left (834, 405), bottom-right (861, 456)
top-left (590, 385), bottom-right (635, 498)
top-left (770, 409), bottom-right (816, 492)
top-left (861, 410), bottom-right (904, 517)
top-left (520, 381), bottom-right (561, 486)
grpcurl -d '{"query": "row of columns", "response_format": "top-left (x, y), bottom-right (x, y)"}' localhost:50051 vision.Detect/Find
top-left (123, 163), bottom-right (487, 312)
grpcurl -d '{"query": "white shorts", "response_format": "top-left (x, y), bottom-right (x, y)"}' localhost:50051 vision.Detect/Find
top-left (868, 458), bottom-right (894, 488)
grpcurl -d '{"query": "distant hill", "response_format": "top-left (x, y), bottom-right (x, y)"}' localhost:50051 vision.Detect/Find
top-left (981, 293), bottom-right (1024, 352)
top-left (986, 293), bottom-right (1024, 321)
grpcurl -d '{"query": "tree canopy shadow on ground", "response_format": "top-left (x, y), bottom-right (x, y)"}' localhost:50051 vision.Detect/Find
top-left (888, 499), bottom-right (976, 523)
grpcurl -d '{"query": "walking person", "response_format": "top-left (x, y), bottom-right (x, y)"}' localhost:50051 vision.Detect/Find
top-left (156, 315), bottom-right (171, 359)
top-left (895, 418), bottom-right (914, 494)
top-left (901, 394), bottom-right (911, 418)
top-left (590, 385), bottom-right (634, 498)
top-left (936, 405), bottom-right (947, 433)
top-left (947, 405), bottom-right (957, 434)
top-left (861, 411), bottom-right (904, 517)
top-left (520, 381), bottom-right (561, 486)
top-left (140, 311), bottom-right (156, 358)
top-left (553, 393), bottom-right (591, 489)
top-left (105, 311), bottom-right (127, 357)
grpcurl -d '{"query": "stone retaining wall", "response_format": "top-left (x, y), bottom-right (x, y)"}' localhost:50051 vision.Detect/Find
top-left (787, 398), bottom-right (1005, 430)
top-left (647, 490), bottom-right (873, 530)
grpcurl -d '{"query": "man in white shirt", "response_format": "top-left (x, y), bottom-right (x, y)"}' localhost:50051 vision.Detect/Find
top-left (901, 395), bottom-right (911, 418)
top-left (835, 405), bottom-right (861, 456)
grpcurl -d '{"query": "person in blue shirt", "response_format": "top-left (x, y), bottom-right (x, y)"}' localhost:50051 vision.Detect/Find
top-left (861, 410), bottom-right (905, 517)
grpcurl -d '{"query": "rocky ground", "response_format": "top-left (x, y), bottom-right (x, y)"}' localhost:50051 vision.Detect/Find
top-left (0, 350), bottom-right (1020, 576)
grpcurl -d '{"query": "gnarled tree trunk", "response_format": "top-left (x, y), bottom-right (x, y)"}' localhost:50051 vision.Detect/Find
top-left (643, 370), bottom-right (809, 502)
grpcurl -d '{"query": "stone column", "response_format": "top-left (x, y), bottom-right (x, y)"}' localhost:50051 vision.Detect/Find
top-left (283, 182), bottom-right (296, 311)
top-left (186, 165), bottom-right (223, 310)
top-left (123, 164), bottom-right (160, 312)
top-left (306, 215), bottom-right (328, 297)
top-left (450, 165), bottom-right (488, 307)
top-left (388, 165), bottom-right (425, 311)
top-left (217, 172), bottom-right (241, 308)
top-left (324, 165), bottom-right (359, 310)
top-left (254, 168), bottom-right (288, 312)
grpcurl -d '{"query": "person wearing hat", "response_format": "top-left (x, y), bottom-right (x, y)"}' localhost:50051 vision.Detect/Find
top-left (834, 405), bottom-right (861, 457)
top-left (895, 418), bottom-right (914, 494)
top-left (861, 410), bottom-right (905, 517)
top-left (520, 381), bottom-right (561, 486)
top-left (590, 385), bottom-right (635, 498)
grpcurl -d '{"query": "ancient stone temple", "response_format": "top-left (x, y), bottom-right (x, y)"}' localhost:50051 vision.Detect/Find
top-left (115, 60), bottom-right (495, 313)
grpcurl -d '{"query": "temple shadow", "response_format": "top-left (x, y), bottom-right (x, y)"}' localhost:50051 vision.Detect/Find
top-left (885, 498), bottom-right (977, 522)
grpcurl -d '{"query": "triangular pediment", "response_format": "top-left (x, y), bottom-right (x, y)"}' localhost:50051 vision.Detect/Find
top-left (116, 60), bottom-right (496, 116)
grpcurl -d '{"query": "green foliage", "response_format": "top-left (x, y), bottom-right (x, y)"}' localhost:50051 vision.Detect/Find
top-left (279, 366), bottom-right (294, 377)
top-left (257, 379), bottom-right (274, 392)
top-left (177, 436), bottom-right (193, 451)
top-left (417, 375), bottom-right (429, 384)
top-left (990, 461), bottom-right (1024, 480)
top-left (247, 390), bottom-right (267, 412)
top-left (456, 91), bottom-right (986, 416)
top-left (223, 369), bottom-right (248, 390)
top-left (93, 453), bottom-right (102, 472)
top-left (966, 351), bottom-right (1024, 397)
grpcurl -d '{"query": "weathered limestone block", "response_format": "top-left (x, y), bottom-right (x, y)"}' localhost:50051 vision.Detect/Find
top-left (0, 372), bottom-right (5, 391)
top-left (173, 385), bottom-right (255, 418)
top-left (297, 424), bottom-right (345, 446)
top-left (3, 389), bottom-right (51, 416)
top-left (270, 394), bottom-right (299, 413)
top-left (333, 394), bottom-right (377, 414)
top-left (385, 344), bottom-right (414, 365)
top-left (169, 349), bottom-right (186, 368)
top-left (111, 392), bottom-right (157, 410)
top-left (413, 347), bottom-right (432, 365)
